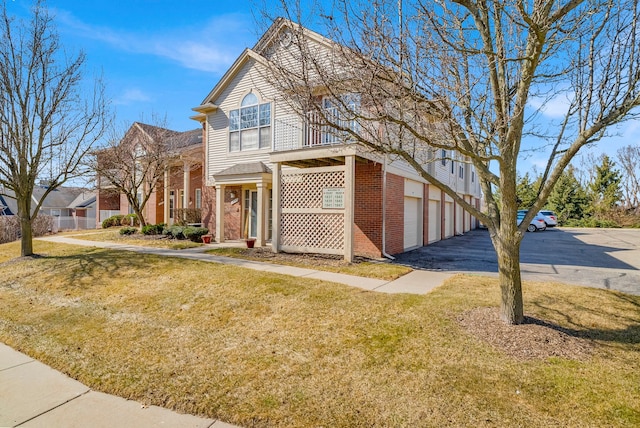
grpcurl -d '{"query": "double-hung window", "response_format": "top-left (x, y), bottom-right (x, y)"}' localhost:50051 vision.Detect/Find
top-left (229, 93), bottom-right (271, 152)
top-left (441, 149), bottom-right (447, 166)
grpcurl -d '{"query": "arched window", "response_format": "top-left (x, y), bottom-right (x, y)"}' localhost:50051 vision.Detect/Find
top-left (229, 93), bottom-right (271, 152)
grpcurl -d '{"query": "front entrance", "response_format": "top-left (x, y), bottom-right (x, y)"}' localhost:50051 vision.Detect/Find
top-left (244, 190), bottom-right (259, 239)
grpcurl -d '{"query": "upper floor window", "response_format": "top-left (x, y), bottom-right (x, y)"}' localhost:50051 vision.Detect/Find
top-left (441, 149), bottom-right (447, 166)
top-left (229, 93), bottom-right (271, 152)
top-left (458, 164), bottom-right (464, 179)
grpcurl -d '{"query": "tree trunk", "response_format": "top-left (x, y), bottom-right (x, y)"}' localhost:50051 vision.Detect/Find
top-left (19, 214), bottom-right (33, 257)
top-left (491, 227), bottom-right (524, 324)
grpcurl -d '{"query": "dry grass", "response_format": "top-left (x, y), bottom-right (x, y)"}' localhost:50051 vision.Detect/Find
top-left (68, 229), bottom-right (203, 250)
top-left (206, 247), bottom-right (412, 280)
top-left (0, 241), bottom-right (639, 427)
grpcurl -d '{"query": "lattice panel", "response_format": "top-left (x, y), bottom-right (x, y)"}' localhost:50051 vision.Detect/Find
top-left (281, 170), bottom-right (345, 209)
top-left (280, 213), bottom-right (344, 250)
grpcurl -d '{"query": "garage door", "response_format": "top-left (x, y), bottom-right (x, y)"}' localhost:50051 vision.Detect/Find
top-left (428, 200), bottom-right (440, 243)
top-left (404, 197), bottom-right (421, 250)
top-left (445, 202), bottom-right (454, 238)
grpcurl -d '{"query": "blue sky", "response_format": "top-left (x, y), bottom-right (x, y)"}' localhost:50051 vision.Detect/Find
top-left (6, 1), bottom-right (635, 176)
top-left (8, 0), bottom-right (261, 132)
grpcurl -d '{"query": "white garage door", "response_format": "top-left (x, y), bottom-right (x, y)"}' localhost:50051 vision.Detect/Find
top-left (428, 200), bottom-right (440, 243)
top-left (445, 202), bottom-right (454, 238)
top-left (404, 196), bottom-right (421, 250)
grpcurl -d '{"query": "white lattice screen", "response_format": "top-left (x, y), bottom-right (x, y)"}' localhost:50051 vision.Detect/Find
top-left (280, 168), bottom-right (345, 253)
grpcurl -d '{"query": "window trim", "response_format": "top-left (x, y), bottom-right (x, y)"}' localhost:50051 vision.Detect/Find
top-left (229, 93), bottom-right (272, 152)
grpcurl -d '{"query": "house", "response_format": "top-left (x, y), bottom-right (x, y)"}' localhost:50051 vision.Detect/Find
top-left (0, 185), bottom-right (96, 230)
top-left (191, 19), bottom-right (482, 261)
top-left (96, 122), bottom-right (204, 227)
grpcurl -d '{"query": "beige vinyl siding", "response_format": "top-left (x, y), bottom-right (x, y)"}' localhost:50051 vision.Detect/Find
top-left (205, 58), bottom-right (296, 184)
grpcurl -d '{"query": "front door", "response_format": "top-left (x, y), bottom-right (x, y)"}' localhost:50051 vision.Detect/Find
top-left (249, 190), bottom-right (258, 238)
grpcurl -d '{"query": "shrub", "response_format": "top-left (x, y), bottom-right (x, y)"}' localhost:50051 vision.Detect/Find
top-left (183, 226), bottom-right (209, 242)
top-left (120, 213), bottom-right (139, 227)
top-left (102, 214), bottom-right (124, 229)
top-left (119, 226), bottom-right (137, 236)
top-left (141, 223), bottom-right (166, 235)
top-left (31, 214), bottom-right (54, 236)
top-left (0, 216), bottom-right (20, 244)
top-left (163, 225), bottom-right (186, 240)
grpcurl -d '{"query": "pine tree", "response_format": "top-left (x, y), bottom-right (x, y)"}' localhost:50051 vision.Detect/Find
top-left (589, 155), bottom-right (623, 217)
top-left (548, 166), bottom-right (590, 224)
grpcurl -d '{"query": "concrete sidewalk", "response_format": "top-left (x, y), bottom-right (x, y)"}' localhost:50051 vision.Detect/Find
top-left (38, 235), bottom-right (451, 295)
top-left (0, 343), bottom-right (237, 428)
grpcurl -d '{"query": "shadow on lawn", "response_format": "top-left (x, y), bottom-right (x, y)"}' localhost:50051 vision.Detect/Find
top-left (529, 293), bottom-right (640, 345)
top-left (38, 247), bottom-right (168, 288)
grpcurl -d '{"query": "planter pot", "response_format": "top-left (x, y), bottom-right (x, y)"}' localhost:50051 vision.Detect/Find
top-left (246, 238), bottom-right (256, 248)
top-left (201, 235), bottom-right (212, 244)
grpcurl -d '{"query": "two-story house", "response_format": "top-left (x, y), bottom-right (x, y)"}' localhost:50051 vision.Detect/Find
top-left (96, 122), bottom-right (204, 227)
top-left (191, 19), bottom-right (482, 261)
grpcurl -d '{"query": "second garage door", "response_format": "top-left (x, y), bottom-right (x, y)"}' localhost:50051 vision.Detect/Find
top-left (404, 196), bottom-right (421, 250)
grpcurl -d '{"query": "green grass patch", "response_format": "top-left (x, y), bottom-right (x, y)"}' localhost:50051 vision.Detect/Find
top-left (0, 241), bottom-right (638, 427)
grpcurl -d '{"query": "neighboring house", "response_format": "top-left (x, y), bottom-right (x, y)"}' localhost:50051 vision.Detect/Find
top-left (0, 185), bottom-right (96, 230)
top-left (96, 122), bottom-right (204, 227)
top-left (191, 19), bottom-right (482, 261)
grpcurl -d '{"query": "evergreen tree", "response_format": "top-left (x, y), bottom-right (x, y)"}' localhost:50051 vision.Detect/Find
top-left (516, 173), bottom-right (539, 210)
top-left (589, 155), bottom-right (623, 217)
top-left (548, 166), bottom-right (590, 224)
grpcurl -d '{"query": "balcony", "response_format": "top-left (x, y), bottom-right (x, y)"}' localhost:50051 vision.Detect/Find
top-left (273, 110), bottom-right (354, 153)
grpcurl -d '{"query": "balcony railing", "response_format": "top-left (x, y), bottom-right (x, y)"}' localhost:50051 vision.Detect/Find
top-left (273, 111), bottom-right (354, 152)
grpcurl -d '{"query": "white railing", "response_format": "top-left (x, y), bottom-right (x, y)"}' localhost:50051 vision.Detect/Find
top-left (273, 111), bottom-right (354, 152)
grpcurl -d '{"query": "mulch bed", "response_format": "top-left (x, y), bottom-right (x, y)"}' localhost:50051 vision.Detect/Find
top-left (458, 307), bottom-right (594, 361)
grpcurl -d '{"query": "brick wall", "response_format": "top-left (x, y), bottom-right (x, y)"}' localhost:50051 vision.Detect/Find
top-left (385, 173), bottom-right (404, 255)
top-left (201, 185), bottom-right (242, 240)
top-left (354, 161), bottom-right (383, 258)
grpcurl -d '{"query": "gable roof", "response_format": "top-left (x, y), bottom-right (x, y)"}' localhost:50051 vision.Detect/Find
top-left (194, 18), bottom-right (333, 111)
top-left (0, 186), bottom-right (90, 216)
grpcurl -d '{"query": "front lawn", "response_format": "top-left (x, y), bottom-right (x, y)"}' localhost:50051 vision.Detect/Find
top-left (0, 240), bottom-right (638, 427)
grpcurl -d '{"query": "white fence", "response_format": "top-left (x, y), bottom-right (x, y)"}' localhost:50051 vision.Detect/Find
top-left (51, 216), bottom-right (96, 232)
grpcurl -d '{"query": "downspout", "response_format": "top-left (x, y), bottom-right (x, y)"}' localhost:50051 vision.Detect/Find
top-left (381, 154), bottom-right (395, 260)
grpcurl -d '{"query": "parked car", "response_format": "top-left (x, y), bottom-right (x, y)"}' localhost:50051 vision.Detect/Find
top-left (517, 210), bottom-right (547, 232)
top-left (538, 210), bottom-right (558, 227)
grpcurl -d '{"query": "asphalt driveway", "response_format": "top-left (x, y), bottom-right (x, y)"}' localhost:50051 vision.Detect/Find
top-left (393, 227), bottom-right (640, 295)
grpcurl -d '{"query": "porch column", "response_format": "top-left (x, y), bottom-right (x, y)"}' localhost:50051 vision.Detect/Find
top-left (215, 184), bottom-right (225, 243)
top-left (272, 162), bottom-right (281, 253)
top-left (344, 155), bottom-right (355, 262)
top-left (256, 182), bottom-right (266, 247)
top-left (163, 168), bottom-right (170, 224)
top-left (183, 162), bottom-right (191, 212)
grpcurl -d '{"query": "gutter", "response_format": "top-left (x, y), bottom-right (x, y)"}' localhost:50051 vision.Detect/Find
top-left (381, 154), bottom-right (395, 260)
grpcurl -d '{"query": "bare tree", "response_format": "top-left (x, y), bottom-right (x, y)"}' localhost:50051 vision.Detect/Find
top-left (262, 0), bottom-right (640, 324)
top-left (93, 120), bottom-right (200, 227)
top-left (616, 145), bottom-right (640, 209)
top-left (0, 0), bottom-right (107, 257)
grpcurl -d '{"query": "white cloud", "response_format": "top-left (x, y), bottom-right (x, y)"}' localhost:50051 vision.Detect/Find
top-left (54, 10), bottom-right (252, 73)
top-left (113, 88), bottom-right (151, 105)
top-left (527, 93), bottom-right (572, 119)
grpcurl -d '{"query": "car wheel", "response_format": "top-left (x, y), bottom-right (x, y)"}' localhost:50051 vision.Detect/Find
top-left (527, 224), bottom-right (537, 232)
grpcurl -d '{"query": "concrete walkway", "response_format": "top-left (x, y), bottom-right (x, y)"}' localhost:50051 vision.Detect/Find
top-left (0, 235), bottom-right (452, 427)
top-left (37, 235), bottom-right (452, 295)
